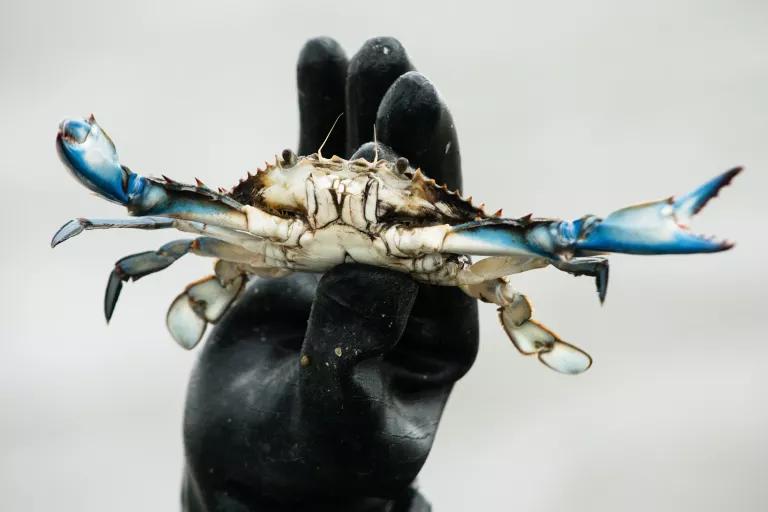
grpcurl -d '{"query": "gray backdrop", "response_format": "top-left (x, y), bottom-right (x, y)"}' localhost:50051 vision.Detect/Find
top-left (1, 1), bottom-right (766, 510)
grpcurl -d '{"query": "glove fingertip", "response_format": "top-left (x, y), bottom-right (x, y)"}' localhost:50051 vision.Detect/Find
top-left (314, 264), bottom-right (418, 327)
top-left (297, 37), bottom-right (348, 157)
top-left (377, 71), bottom-right (462, 190)
top-left (345, 37), bottom-right (414, 155)
top-left (376, 71), bottom-right (442, 152)
top-left (347, 37), bottom-right (412, 76)
top-left (303, 264), bottom-right (418, 358)
top-left (298, 36), bottom-right (347, 67)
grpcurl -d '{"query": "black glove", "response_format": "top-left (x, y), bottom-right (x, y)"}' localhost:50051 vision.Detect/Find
top-left (181, 36), bottom-right (479, 512)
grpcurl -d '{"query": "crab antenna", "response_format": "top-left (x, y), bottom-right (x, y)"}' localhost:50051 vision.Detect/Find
top-left (372, 124), bottom-right (379, 165)
top-left (317, 112), bottom-right (344, 159)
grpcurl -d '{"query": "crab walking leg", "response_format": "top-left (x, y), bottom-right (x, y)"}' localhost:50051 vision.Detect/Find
top-left (51, 217), bottom-right (176, 247)
top-left (552, 257), bottom-right (609, 303)
top-left (459, 256), bottom-right (550, 284)
top-left (51, 215), bottom-right (281, 258)
top-left (414, 255), bottom-right (549, 286)
top-left (442, 255), bottom-right (607, 301)
top-left (104, 237), bottom-right (253, 323)
top-left (128, 193), bottom-right (306, 245)
top-left (117, 177), bottom-right (308, 244)
top-left (105, 238), bottom-right (193, 321)
top-left (166, 260), bottom-right (247, 350)
top-left (461, 277), bottom-right (592, 374)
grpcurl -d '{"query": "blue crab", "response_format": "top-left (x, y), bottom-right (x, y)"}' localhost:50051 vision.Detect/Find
top-left (52, 115), bottom-right (741, 374)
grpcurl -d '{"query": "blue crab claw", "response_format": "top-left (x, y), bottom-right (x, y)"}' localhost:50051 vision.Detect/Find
top-left (57, 115), bottom-right (145, 205)
top-left (574, 167), bottom-right (742, 255)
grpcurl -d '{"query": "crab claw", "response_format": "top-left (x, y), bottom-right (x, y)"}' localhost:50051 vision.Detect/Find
top-left (56, 116), bottom-right (145, 205)
top-left (574, 167), bottom-right (741, 255)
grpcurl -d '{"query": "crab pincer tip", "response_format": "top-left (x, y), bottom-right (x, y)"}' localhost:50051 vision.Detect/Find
top-left (51, 218), bottom-right (88, 248)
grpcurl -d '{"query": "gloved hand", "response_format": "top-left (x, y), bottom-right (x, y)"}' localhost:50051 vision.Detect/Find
top-left (182, 36), bottom-right (479, 512)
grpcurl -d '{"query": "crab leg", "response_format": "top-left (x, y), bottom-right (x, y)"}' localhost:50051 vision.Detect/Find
top-left (552, 257), bottom-right (609, 304)
top-left (458, 255), bottom-right (550, 284)
top-left (52, 215), bottom-right (275, 254)
top-left (166, 260), bottom-right (246, 349)
top-left (386, 168), bottom-right (738, 266)
top-left (104, 237), bottom-right (252, 321)
top-left (51, 217), bottom-right (176, 248)
top-left (56, 116), bottom-right (311, 247)
top-left (102, 235), bottom-right (296, 349)
top-left (462, 277), bottom-right (592, 374)
top-left (105, 239), bottom-right (192, 322)
top-left (439, 168), bottom-right (740, 260)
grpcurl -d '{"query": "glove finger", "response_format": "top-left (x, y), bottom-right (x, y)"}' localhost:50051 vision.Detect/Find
top-left (346, 141), bottom-right (476, 386)
top-left (387, 283), bottom-right (479, 388)
top-left (374, 73), bottom-right (478, 386)
top-left (206, 272), bottom-right (319, 351)
top-left (345, 37), bottom-right (414, 156)
top-left (297, 37), bottom-right (348, 157)
top-left (377, 71), bottom-right (463, 191)
top-left (301, 264), bottom-right (417, 388)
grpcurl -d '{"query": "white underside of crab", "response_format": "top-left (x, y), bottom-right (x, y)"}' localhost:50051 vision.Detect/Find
top-left (54, 116), bottom-right (740, 375)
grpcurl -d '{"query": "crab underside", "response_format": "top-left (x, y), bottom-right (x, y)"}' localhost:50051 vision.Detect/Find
top-left (53, 116), bottom-right (740, 374)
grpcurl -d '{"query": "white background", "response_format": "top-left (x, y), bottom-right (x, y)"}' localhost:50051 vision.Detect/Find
top-left (1, 1), bottom-right (766, 510)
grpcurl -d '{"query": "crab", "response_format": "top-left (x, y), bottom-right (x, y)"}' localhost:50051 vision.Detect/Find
top-left (52, 115), bottom-right (741, 374)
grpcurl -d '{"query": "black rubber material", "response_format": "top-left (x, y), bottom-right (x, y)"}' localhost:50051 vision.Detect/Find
top-left (181, 36), bottom-right (479, 512)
